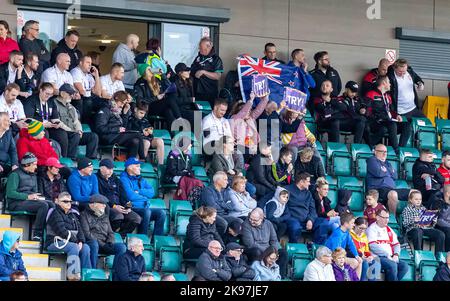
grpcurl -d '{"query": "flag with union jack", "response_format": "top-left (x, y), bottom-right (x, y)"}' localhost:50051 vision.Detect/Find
top-left (237, 55), bottom-right (300, 104)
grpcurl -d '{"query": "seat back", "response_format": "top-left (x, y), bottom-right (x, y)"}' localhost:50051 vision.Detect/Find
top-left (160, 246), bottom-right (182, 272)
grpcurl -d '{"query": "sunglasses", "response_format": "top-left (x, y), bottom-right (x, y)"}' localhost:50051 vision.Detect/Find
top-left (60, 200), bottom-right (72, 204)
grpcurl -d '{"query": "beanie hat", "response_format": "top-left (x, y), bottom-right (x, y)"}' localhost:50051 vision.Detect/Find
top-left (137, 63), bottom-right (151, 78)
top-left (77, 157), bottom-right (93, 170)
top-left (28, 120), bottom-right (44, 137)
top-left (21, 152), bottom-right (37, 165)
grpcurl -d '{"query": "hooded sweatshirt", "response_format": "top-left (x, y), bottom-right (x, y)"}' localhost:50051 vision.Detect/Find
top-left (335, 189), bottom-right (352, 215)
top-left (0, 231), bottom-right (27, 280)
top-left (16, 128), bottom-right (58, 166)
top-left (265, 186), bottom-right (291, 223)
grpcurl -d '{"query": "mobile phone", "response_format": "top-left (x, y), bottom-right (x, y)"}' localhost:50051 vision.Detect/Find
top-left (52, 120), bottom-right (60, 124)
top-left (24, 118), bottom-right (33, 124)
top-left (90, 67), bottom-right (95, 73)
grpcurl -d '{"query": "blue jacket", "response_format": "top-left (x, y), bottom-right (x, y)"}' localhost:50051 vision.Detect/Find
top-left (366, 156), bottom-right (396, 190)
top-left (325, 227), bottom-right (359, 257)
top-left (251, 260), bottom-right (281, 281)
top-left (112, 250), bottom-right (145, 281)
top-left (120, 171), bottom-right (154, 209)
top-left (284, 184), bottom-right (317, 224)
top-left (200, 185), bottom-right (233, 216)
top-left (67, 169), bottom-right (99, 203)
top-left (0, 231), bottom-right (27, 280)
top-left (0, 129), bottom-right (18, 166)
top-left (287, 61), bottom-right (316, 101)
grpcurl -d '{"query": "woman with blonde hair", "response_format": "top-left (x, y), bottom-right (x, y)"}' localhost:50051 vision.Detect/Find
top-left (227, 176), bottom-right (257, 219)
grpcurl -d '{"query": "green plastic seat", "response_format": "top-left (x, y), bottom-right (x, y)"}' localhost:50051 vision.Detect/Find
top-left (144, 177), bottom-right (159, 197)
top-left (114, 232), bottom-right (124, 243)
top-left (59, 157), bottom-right (74, 168)
top-left (81, 268), bottom-right (108, 281)
top-left (437, 252), bottom-right (447, 263)
top-left (113, 161), bottom-right (126, 173)
top-left (326, 142), bottom-right (351, 176)
top-left (292, 256), bottom-right (310, 280)
top-left (196, 101), bottom-right (212, 115)
top-left (153, 129), bottom-right (172, 142)
top-left (126, 233), bottom-right (151, 248)
top-left (160, 246), bottom-right (182, 272)
top-left (416, 128), bottom-right (437, 149)
top-left (174, 211), bottom-right (191, 237)
top-left (91, 159), bottom-right (100, 171)
top-left (143, 248), bottom-right (156, 271)
top-left (106, 255), bottom-right (115, 269)
top-left (420, 264), bottom-right (438, 281)
top-left (154, 235), bottom-right (178, 255)
top-left (401, 262), bottom-right (416, 281)
top-left (147, 198), bottom-right (167, 210)
top-left (141, 163), bottom-right (157, 177)
top-left (337, 176), bottom-right (364, 212)
top-left (81, 123), bottom-right (92, 133)
top-left (173, 273), bottom-right (189, 281)
top-left (169, 200), bottom-right (193, 221)
top-left (399, 147), bottom-right (420, 181)
top-left (351, 144), bottom-right (372, 177)
top-left (285, 243), bottom-right (310, 262)
top-left (414, 250), bottom-right (437, 270)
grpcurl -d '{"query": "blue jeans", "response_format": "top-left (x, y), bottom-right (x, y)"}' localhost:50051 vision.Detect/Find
top-left (286, 218), bottom-right (304, 243)
top-left (379, 257), bottom-right (408, 281)
top-left (313, 216), bottom-right (340, 244)
top-left (133, 207), bottom-right (167, 237)
top-left (361, 257), bottom-right (382, 281)
top-left (86, 240), bottom-right (127, 268)
top-left (245, 182), bottom-right (257, 197)
top-left (47, 242), bottom-right (91, 277)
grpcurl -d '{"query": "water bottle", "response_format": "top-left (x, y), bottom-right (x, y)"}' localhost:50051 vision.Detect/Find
top-left (425, 176), bottom-right (432, 191)
top-left (27, 87), bottom-right (32, 96)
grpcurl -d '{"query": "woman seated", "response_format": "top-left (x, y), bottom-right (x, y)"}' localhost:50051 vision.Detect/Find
top-left (94, 90), bottom-right (145, 159)
top-left (251, 246), bottom-right (281, 281)
top-left (227, 176), bottom-right (257, 219)
top-left (183, 206), bottom-right (224, 260)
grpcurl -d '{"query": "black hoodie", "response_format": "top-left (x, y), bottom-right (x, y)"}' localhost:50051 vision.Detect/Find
top-left (50, 38), bottom-right (82, 71)
top-left (335, 189), bottom-right (352, 215)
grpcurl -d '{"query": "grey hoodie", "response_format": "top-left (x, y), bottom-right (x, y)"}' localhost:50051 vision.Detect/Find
top-left (112, 43), bottom-right (137, 88)
top-left (265, 186), bottom-right (288, 219)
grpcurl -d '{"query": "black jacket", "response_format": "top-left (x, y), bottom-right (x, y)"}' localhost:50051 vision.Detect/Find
top-left (15, 68), bottom-right (40, 97)
top-left (38, 172), bottom-right (67, 201)
top-left (164, 149), bottom-right (193, 183)
top-left (194, 250), bottom-right (232, 281)
top-left (126, 115), bottom-right (152, 136)
top-left (23, 94), bottom-right (59, 122)
top-left (335, 94), bottom-right (368, 120)
top-left (387, 65), bottom-right (424, 111)
top-left (313, 190), bottom-right (333, 218)
top-left (309, 66), bottom-right (342, 99)
top-left (434, 262), bottom-right (450, 281)
top-left (80, 206), bottom-right (114, 247)
top-left (208, 153), bottom-right (244, 179)
top-left (412, 158), bottom-right (444, 193)
top-left (315, 97), bottom-right (347, 122)
top-left (0, 63), bottom-right (17, 94)
top-left (96, 172), bottom-right (127, 207)
top-left (173, 77), bottom-right (195, 111)
top-left (50, 39), bottom-right (82, 71)
top-left (45, 205), bottom-right (85, 249)
top-left (335, 189), bottom-right (352, 215)
top-left (183, 214), bottom-right (224, 253)
top-left (133, 77), bottom-right (158, 104)
top-left (294, 156), bottom-right (325, 184)
top-left (94, 104), bottom-right (128, 144)
top-left (18, 37), bottom-right (50, 72)
top-left (225, 255), bottom-right (256, 281)
top-left (246, 154), bottom-right (277, 191)
top-left (113, 250), bottom-right (145, 281)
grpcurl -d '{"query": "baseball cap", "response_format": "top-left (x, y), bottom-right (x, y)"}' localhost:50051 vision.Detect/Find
top-left (89, 194), bottom-right (109, 205)
top-left (59, 83), bottom-right (77, 95)
top-left (46, 157), bottom-right (63, 168)
top-left (175, 63), bottom-right (191, 74)
top-left (99, 158), bottom-right (114, 169)
top-left (125, 157), bottom-right (142, 168)
top-left (77, 157), bottom-right (93, 170)
top-left (225, 242), bottom-right (244, 253)
top-left (345, 81), bottom-right (359, 93)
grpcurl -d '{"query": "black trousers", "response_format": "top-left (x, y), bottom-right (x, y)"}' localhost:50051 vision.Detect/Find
top-left (47, 128), bottom-right (79, 158)
top-left (407, 227), bottom-right (445, 253)
top-left (8, 199), bottom-right (55, 233)
top-left (148, 97), bottom-right (181, 128)
top-left (244, 247), bottom-right (288, 279)
top-left (318, 117), bottom-right (368, 143)
top-left (111, 133), bottom-right (145, 159)
top-left (109, 208), bottom-right (142, 237)
top-left (370, 120), bottom-right (412, 152)
top-left (436, 225), bottom-right (450, 252)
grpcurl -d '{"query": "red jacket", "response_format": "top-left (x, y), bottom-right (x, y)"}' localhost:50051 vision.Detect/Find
top-left (16, 128), bottom-right (58, 166)
top-left (438, 164), bottom-right (450, 186)
top-left (0, 37), bottom-right (20, 65)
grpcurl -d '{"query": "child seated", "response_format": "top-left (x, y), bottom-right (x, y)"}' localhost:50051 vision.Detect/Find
top-left (331, 247), bottom-right (360, 281)
top-left (127, 102), bottom-right (165, 165)
top-left (363, 190), bottom-right (386, 225)
top-left (264, 186), bottom-right (291, 239)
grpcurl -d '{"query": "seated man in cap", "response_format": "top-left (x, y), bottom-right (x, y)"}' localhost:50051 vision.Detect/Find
top-left (54, 83), bottom-right (99, 160)
top-left (120, 157), bottom-right (166, 238)
top-left (96, 158), bottom-right (141, 237)
top-left (5, 152), bottom-right (55, 240)
top-left (224, 242), bottom-right (256, 281)
top-left (80, 194), bottom-right (127, 268)
top-left (67, 157), bottom-right (99, 211)
top-left (38, 157), bottom-right (67, 202)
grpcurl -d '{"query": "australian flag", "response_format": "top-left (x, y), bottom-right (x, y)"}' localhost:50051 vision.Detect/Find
top-left (237, 55), bottom-right (300, 104)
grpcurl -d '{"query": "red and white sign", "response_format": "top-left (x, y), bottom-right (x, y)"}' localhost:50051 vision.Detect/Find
top-left (17, 11), bottom-right (25, 28)
top-left (385, 49), bottom-right (397, 65)
top-left (201, 27), bottom-right (210, 38)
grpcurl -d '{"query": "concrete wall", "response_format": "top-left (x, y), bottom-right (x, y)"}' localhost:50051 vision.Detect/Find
top-left (4, 0), bottom-right (450, 100)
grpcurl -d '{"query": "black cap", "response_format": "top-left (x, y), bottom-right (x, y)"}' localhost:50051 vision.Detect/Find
top-left (175, 63), bottom-right (191, 74)
top-left (99, 158), bottom-right (114, 169)
top-left (345, 81), bottom-right (359, 93)
top-left (225, 242), bottom-right (244, 252)
top-left (77, 157), bottom-right (93, 170)
top-left (59, 83), bottom-right (77, 95)
top-left (228, 219), bottom-right (242, 235)
top-left (89, 194), bottom-right (109, 205)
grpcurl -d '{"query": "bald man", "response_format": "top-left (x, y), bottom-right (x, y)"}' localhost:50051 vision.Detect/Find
top-left (361, 58), bottom-right (390, 97)
top-left (41, 53), bottom-right (80, 99)
top-left (113, 34), bottom-right (140, 91)
top-left (50, 30), bottom-right (82, 71)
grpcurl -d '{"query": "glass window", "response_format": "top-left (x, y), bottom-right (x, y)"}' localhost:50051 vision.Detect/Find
top-left (17, 10), bottom-right (64, 52)
top-left (162, 23), bottom-right (211, 67)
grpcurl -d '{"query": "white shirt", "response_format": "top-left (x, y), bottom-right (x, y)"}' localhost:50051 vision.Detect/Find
top-left (395, 73), bottom-right (416, 115)
top-left (303, 259), bottom-right (336, 281)
top-left (367, 222), bottom-right (399, 257)
top-left (71, 66), bottom-right (95, 97)
top-left (202, 112), bottom-right (232, 146)
top-left (100, 74), bottom-right (125, 97)
top-left (7, 63), bottom-right (17, 85)
top-left (41, 65), bottom-right (74, 88)
top-left (0, 93), bottom-right (25, 122)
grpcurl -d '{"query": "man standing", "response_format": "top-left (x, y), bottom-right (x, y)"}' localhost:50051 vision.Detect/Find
top-left (50, 30), bottom-right (82, 71)
top-left (309, 51), bottom-right (342, 99)
top-left (361, 58), bottom-right (390, 97)
top-left (366, 144), bottom-right (411, 215)
top-left (18, 20), bottom-right (50, 73)
top-left (262, 42), bottom-right (285, 64)
top-left (112, 34), bottom-right (139, 93)
top-left (367, 208), bottom-right (408, 281)
top-left (190, 37), bottom-right (223, 107)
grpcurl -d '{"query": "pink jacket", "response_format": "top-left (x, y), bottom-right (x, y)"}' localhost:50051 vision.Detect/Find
top-left (0, 37), bottom-right (19, 65)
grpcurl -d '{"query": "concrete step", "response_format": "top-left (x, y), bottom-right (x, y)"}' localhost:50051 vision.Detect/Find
top-left (19, 240), bottom-right (41, 254)
top-left (26, 266), bottom-right (62, 281)
top-left (23, 254), bottom-right (49, 268)
top-left (0, 227), bottom-right (23, 240)
top-left (0, 214), bottom-right (11, 228)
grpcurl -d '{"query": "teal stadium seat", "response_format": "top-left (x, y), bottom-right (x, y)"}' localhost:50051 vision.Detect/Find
top-left (351, 144), bottom-right (372, 177)
top-left (326, 142), bottom-right (351, 176)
